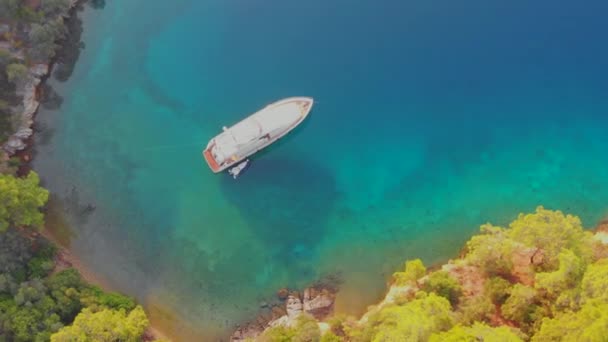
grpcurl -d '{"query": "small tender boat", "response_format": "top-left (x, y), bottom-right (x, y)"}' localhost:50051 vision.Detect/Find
top-left (228, 159), bottom-right (250, 179)
top-left (203, 97), bottom-right (313, 173)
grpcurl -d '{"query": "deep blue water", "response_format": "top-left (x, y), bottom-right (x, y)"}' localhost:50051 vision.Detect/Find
top-left (34, 0), bottom-right (608, 339)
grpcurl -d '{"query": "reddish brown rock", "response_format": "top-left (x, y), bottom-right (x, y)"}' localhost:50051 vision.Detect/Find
top-left (511, 247), bottom-right (543, 286)
top-left (277, 288), bottom-right (289, 300)
top-left (303, 287), bottom-right (335, 319)
top-left (271, 305), bottom-right (286, 320)
top-left (596, 219), bottom-right (608, 233)
top-left (443, 263), bottom-right (485, 298)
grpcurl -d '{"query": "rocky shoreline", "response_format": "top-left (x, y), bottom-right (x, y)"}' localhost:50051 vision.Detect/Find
top-left (231, 284), bottom-right (337, 341)
top-left (234, 211), bottom-right (608, 341)
top-left (1, 0), bottom-right (79, 158)
top-left (1, 1), bottom-right (168, 340)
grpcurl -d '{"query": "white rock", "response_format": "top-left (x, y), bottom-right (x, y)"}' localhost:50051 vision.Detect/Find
top-left (286, 295), bottom-right (303, 318)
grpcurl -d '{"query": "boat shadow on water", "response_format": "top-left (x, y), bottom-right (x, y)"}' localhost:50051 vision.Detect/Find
top-left (219, 150), bottom-right (338, 268)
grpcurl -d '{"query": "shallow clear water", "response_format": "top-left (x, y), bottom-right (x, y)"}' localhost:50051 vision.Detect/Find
top-left (34, 0), bottom-right (608, 339)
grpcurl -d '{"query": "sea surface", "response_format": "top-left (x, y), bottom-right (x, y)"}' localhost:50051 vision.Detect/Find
top-left (33, 0), bottom-right (608, 339)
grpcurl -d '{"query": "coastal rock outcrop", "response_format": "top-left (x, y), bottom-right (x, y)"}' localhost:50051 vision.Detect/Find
top-left (3, 64), bottom-right (47, 155)
top-left (302, 287), bottom-right (335, 319)
top-left (230, 285), bottom-right (336, 341)
top-left (1, 0), bottom-right (78, 156)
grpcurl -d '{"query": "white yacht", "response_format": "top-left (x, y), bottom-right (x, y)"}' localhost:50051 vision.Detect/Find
top-left (203, 97), bottom-right (313, 173)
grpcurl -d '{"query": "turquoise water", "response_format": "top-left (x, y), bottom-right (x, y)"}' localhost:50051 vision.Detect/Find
top-left (34, 0), bottom-right (608, 339)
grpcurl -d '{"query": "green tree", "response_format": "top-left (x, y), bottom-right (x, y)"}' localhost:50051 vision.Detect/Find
top-left (580, 259), bottom-right (608, 304)
top-left (352, 293), bottom-right (453, 342)
top-left (0, 172), bottom-right (49, 232)
top-left (293, 314), bottom-right (321, 342)
top-left (46, 268), bottom-right (87, 322)
top-left (535, 249), bottom-right (585, 297)
top-left (508, 206), bottom-right (593, 270)
top-left (502, 284), bottom-right (539, 325)
top-left (532, 300), bottom-right (608, 342)
top-left (259, 325), bottom-right (296, 342)
top-left (79, 285), bottom-right (136, 312)
top-left (0, 0), bottom-right (22, 19)
top-left (455, 295), bottom-right (495, 325)
top-left (484, 276), bottom-right (512, 305)
top-left (465, 224), bottom-right (516, 276)
top-left (2, 280), bottom-right (64, 341)
top-left (259, 314), bottom-right (321, 342)
top-left (392, 259), bottom-right (426, 286)
top-left (50, 306), bottom-right (149, 342)
top-left (430, 322), bottom-right (522, 342)
top-left (28, 18), bottom-right (66, 61)
top-left (6, 63), bottom-right (28, 85)
top-left (421, 271), bottom-right (462, 305)
top-left (320, 332), bottom-right (342, 342)
top-left (41, 0), bottom-right (71, 18)
top-left (0, 227), bottom-right (34, 279)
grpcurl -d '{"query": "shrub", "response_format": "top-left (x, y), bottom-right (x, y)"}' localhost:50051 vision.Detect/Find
top-left (0, 227), bottom-right (34, 276)
top-left (421, 271), bottom-right (462, 305)
top-left (485, 276), bottom-right (512, 305)
top-left (320, 331), bottom-right (342, 342)
top-left (41, 0), bottom-right (72, 18)
top-left (502, 284), bottom-right (539, 325)
top-left (27, 256), bottom-right (55, 278)
top-left (532, 300), bottom-right (608, 342)
top-left (535, 249), bottom-right (585, 296)
top-left (293, 314), bottom-right (321, 342)
top-left (85, 286), bottom-right (136, 311)
top-left (6, 63), bottom-right (28, 85)
top-left (430, 322), bottom-right (523, 342)
top-left (455, 295), bottom-right (495, 325)
top-left (465, 224), bottom-right (516, 276)
top-left (51, 306), bottom-right (149, 342)
top-left (28, 18), bottom-right (67, 61)
top-left (326, 314), bottom-right (348, 337)
top-left (354, 293), bottom-right (453, 342)
top-left (0, 172), bottom-right (49, 231)
top-left (580, 259), bottom-right (608, 304)
top-left (46, 268), bottom-right (86, 321)
top-left (393, 259), bottom-right (426, 286)
top-left (258, 325), bottom-right (296, 342)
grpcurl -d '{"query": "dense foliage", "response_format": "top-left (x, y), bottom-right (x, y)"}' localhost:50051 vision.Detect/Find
top-left (347, 293), bottom-right (453, 341)
top-left (1, 0), bottom-right (72, 146)
top-left (51, 306), bottom-right (148, 342)
top-left (0, 169), bottom-right (151, 341)
top-left (392, 258), bottom-right (425, 286)
top-left (0, 172), bottom-right (49, 232)
top-left (259, 314), bottom-right (321, 342)
top-left (278, 207), bottom-right (608, 341)
top-left (0, 225), bottom-right (148, 341)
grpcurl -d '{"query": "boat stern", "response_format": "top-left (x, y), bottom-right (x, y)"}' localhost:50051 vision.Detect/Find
top-left (203, 144), bottom-right (222, 173)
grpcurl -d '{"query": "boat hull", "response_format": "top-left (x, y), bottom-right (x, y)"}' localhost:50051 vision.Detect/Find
top-left (203, 97), bottom-right (313, 173)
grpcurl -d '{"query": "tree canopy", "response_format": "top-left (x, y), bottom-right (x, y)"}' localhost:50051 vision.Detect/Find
top-left (392, 259), bottom-right (426, 286)
top-left (533, 300), bottom-right (608, 342)
top-left (430, 322), bottom-right (522, 342)
top-left (348, 293), bottom-right (453, 342)
top-left (50, 306), bottom-right (149, 342)
top-left (0, 172), bottom-right (49, 232)
top-left (508, 206), bottom-right (593, 270)
top-left (6, 63), bottom-right (28, 85)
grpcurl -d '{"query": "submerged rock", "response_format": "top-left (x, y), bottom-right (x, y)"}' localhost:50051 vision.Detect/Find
top-left (277, 288), bottom-right (289, 300)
